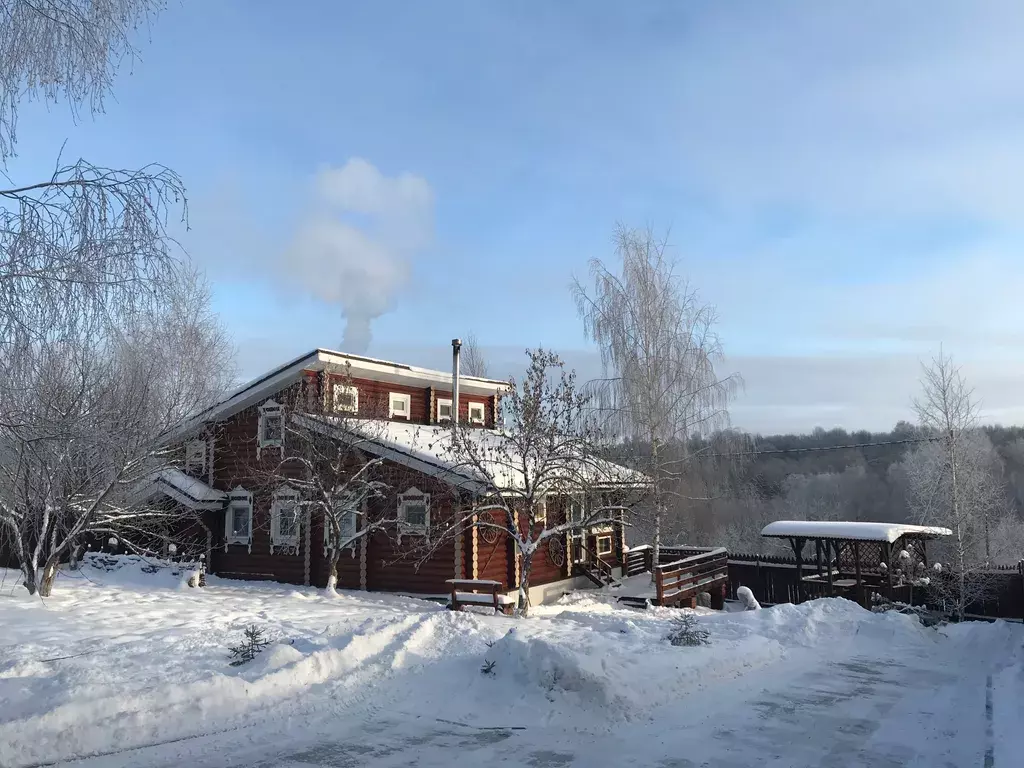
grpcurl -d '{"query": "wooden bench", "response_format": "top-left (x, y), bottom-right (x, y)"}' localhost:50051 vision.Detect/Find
top-left (446, 579), bottom-right (516, 615)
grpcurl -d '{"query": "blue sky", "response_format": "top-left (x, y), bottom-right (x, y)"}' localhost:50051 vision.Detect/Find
top-left (10, 1), bottom-right (1024, 433)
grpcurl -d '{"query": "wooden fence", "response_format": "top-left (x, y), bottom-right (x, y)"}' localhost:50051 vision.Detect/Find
top-left (727, 552), bottom-right (1024, 620)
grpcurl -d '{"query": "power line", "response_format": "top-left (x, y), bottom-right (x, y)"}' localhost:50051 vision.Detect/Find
top-left (705, 436), bottom-right (941, 459)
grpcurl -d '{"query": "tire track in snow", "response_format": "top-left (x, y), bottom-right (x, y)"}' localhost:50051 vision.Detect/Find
top-left (15, 613), bottom-right (437, 768)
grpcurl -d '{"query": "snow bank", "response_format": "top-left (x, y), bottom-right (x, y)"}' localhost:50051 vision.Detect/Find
top-left (76, 552), bottom-right (201, 590)
top-left (0, 558), bottom-right (1002, 768)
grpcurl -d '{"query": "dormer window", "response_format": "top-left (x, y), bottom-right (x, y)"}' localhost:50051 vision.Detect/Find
top-left (389, 392), bottom-right (411, 420)
top-left (468, 402), bottom-right (485, 425)
top-left (332, 383), bottom-right (358, 414)
top-left (258, 401), bottom-right (283, 457)
top-left (185, 439), bottom-right (206, 476)
top-left (436, 398), bottom-right (453, 423)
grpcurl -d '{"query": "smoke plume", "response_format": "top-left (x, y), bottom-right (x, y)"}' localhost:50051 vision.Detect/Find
top-left (283, 159), bottom-right (433, 353)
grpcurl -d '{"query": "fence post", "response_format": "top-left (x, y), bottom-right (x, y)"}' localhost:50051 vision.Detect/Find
top-left (655, 566), bottom-right (664, 605)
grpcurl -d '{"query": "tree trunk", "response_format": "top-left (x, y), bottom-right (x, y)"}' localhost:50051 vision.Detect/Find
top-left (21, 564), bottom-right (37, 595)
top-left (38, 556), bottom-right (60, 597)
top-left (518, 552), bottom-right (533, 617)
top-left (651, 438), bottom-right (662, 583)
top-left (326, 549), bottom-right (341, 594)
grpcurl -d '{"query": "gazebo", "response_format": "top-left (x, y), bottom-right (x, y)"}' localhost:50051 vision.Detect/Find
top-left (760, 520), bottom-right (952, 607)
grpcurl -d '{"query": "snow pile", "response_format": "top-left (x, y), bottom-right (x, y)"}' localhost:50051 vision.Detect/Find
top-left (487, 626), bottom-right (622, 709)
top-left (76, 552), bottom-right (201, 590)
top-left (1, 561), bottom-right (1020, 768)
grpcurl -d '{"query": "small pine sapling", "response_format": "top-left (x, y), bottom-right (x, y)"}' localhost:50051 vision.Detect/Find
top-left (666, 612), bottom-right (711, 647)
top-left (229, 624), bottom-right (270, 666)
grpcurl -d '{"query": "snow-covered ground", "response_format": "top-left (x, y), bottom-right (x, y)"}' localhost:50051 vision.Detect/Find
top-left (1, 556), bottom-right (1022, 768)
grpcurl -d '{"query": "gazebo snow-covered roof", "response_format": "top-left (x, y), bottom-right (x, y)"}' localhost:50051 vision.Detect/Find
top-left (761, 520), bottom-right (952, 543)
top-left (759, 519), bottom-right (952, 606)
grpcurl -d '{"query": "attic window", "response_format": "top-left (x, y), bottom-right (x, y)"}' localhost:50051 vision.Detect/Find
top-left (468, 402), bottom-right (485, 425)
top-left (389, 392), bottom-right (411, 420)
top-left (185, 439), bottom-right (206, 476)
top-left (436, 398), bottom-right (453, 423)
top-left (258, 401), bottom-right (283, 457)
top-left (332, 383), bottom-right (358, 414)
top-left (398, 488), bottom-right (430, 536)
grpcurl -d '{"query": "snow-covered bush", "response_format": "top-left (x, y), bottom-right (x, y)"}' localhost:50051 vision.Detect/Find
top-left (229, 624), bottom-right (270, 666)
top-left (666, 612), bottom-right (711, 647)
top-left (870, 596), bottom-right (944, 627)
top-left (736, 586), bottom-right (761, 610)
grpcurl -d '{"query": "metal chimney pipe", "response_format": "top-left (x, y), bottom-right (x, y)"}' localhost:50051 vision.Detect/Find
top-left (451, 338), bottom-right (462, 433)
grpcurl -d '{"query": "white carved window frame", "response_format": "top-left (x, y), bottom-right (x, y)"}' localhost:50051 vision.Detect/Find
top-left (532, 495), bottom-right (547, 525)
top-left (257, 400), bottom-right (284, 458)
top-left (324, 497), bottom-right (361, 557)
top-left (270, 487), bottom-right (301, 555)
top-left (436, 398), bottom-right (453, 423)
top-left (398, 487), bottom-right (430, 539)
top-left (468, 401), bottom-right (485, 425)
top-left (225, 487), bottom-right (253, 552)
top-left (596, 534), bottom-right (613, 556)
top-left (331, 383), bottom-right (359, 414)
top-left (185, 439), bottom-right (206, 476)
top-left (389, 392), bottom-right (411, 420)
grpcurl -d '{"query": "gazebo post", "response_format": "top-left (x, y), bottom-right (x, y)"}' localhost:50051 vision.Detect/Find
top-left (792, 537), bottom-right (804, 603)
top-left (853, 541), bottom-right (862, 606)
top-left (883, 541), bottom-right (893, 598)
top-left (825, 539), bottom-right (834, 595)
top-left (815, 540), bottom-right (823, 576)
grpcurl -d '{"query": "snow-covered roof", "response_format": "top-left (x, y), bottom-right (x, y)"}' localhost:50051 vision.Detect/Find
top-left (143, 469), bottom-right (227, 510)
top-left (170, 348), bottom-right (510, 442)
top-left (298, 415), bottom-right (650, 495)
top-left (760, 520), bottom-right (952, 543)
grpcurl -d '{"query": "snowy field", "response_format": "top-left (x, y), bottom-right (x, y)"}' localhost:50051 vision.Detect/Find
top-left (1, 557), bottom-right (1022, 768)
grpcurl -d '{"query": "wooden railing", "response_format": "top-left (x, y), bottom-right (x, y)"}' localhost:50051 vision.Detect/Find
top-left (654, 547), bottom-right (729, 608)
top-left (624, 544), bottom-right (725, 578)
top-left (575, 541), bottom-right (618, 586)
top-left (625, 545), bottom-right (652, 577)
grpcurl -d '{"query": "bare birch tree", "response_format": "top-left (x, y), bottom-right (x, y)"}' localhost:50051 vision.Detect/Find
top-left (432, 348), bottom-right (643, 616)
top-left (572, 225), bottom-right (739, 572)
top-left (461, 332), bottom-right (490, 379)
top-left (0, 269), bottom-right (234, 595)
top-left (1, 0), bottom-right (184, 349)
top-left (1, 0), bottom-right (166, 161)
top-left (903, 351), bottom-right (1006, 620)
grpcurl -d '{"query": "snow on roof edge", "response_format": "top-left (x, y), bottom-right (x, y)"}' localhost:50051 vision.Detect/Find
top-left (168, 348), bottom-right (509, 443)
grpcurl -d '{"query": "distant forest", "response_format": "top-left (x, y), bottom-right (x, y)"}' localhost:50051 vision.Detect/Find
top-left (643, 423), bottom-right (1024, 564)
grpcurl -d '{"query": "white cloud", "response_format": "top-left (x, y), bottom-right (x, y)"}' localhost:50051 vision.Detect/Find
top-left (283, 159), bottom-right (434, 352)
